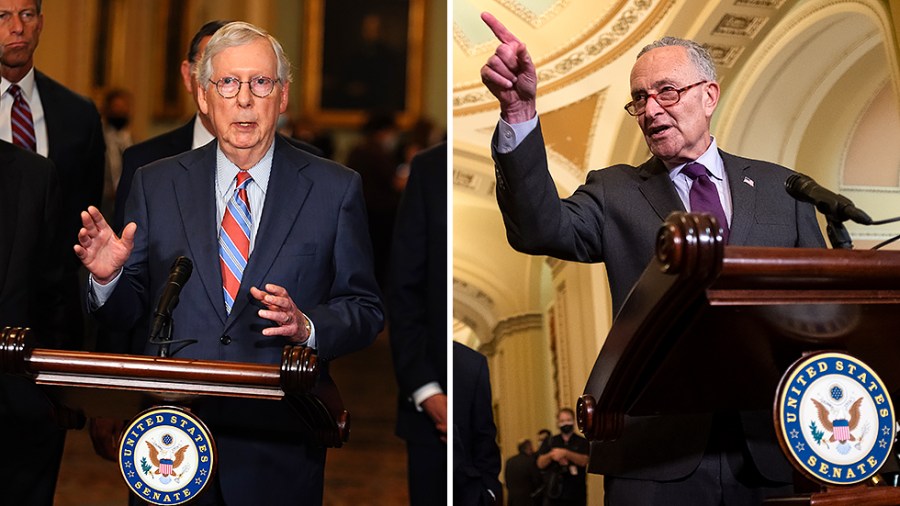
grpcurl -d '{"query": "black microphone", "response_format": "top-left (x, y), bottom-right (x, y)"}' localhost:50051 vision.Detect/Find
top-left (785, 173), bottom-right (872, 225)
top-left (149, 256), bottom-right (193, 342)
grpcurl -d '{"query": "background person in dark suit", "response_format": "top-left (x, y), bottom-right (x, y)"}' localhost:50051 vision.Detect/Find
top-left (453, 341), bottom-right (502, 505)
top-left (112, 19), bottom-right (227, 234)
top-left (505, 439), bottom-right (542, 506)
top-left (387, 142), bottom-right (447, 505)
top-left (0, 139), bottom-right (72, 505)
top-left (0, 0), bottom-right (105, 352)
top-left (481, 12), bottom-right (825, 506)
top-left (75, 22), bottom-right (383, 505)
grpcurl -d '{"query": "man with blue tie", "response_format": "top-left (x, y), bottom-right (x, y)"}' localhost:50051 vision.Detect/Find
top-left (75, 21), bottom-right (383, 505)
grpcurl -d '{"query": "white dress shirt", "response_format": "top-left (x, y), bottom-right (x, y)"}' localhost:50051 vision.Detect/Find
top-left (1, 68), bottom-right (49, 156)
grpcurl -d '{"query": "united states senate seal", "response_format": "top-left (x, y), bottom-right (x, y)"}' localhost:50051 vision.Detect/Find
top-left (118, 406), bottom-right (216, 504)
top-left (775, 352), bottom-right (895, 485)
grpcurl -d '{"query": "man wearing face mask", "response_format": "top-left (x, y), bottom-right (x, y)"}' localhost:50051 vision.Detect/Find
top-left (101, 88), bottom-right (133, 213)
top-left (536, 408), bottom-right (589, 506)
top-left (347, 110), bottom-right (403, 287)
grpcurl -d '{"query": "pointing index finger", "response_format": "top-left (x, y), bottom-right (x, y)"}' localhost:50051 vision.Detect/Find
top-left (482, 11), bottom-right (519, 45)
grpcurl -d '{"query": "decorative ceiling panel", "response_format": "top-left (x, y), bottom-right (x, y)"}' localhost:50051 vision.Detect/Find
top-left (454, 0), bottom-right (674, 115)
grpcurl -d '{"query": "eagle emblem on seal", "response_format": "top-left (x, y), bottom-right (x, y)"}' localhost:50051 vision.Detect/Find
top-left (142, 432), bottom-right (191, 484)
top-left (809, 384), bottom-right (866, 455)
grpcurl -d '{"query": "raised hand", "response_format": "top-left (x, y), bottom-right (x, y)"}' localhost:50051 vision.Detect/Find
top-left (480, 12), bottom-right (537, 124)
top-left (73, 206), bottom-right (136, 284)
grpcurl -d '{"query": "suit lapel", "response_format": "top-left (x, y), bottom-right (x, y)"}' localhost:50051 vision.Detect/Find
top-left (173, 143), bottom-right (225, 324)
top-left (171, 119), bottom-right (195, 153)
top-left (638, 158), bottom-right (685, 221)
top-left (226, 140), bottom-right (312, 327)
top-left (34, 71), bottom-right (62, 160)
top-left (721, 151), bottom-right (754, 246)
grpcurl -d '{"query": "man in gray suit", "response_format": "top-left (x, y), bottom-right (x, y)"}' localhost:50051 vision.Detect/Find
top-left (481, 12), bottom-right (824, 506)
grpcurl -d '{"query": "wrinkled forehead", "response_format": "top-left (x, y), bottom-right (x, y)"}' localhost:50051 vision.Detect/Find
top-left (630, 45), bottom-right (695, 90)
top-left (211, 38), bottom-right (277, 76)
top-left (0, 0), bottom-right (40, 12)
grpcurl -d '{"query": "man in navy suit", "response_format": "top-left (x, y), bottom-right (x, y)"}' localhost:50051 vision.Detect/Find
top-left (388, 143), bottom-right (448, 505)
top-left (76, 22), bottom-right (383, 505)
top-left (0, 140), bottom-right (73, 506)
top-left (0, 0), bottom-right (105, 350)
top-left (481, 13), bottom-right (824, 505)
top-left (453, 342), bottom-right (502, 505)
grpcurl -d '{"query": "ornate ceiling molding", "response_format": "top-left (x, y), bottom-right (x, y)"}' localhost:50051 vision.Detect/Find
top-left (497, 0), bottom-right (570, 28)
top-left (454, 0), bottom-right (674, 115)
top-left (493, 313), bottom-right (544, 342)
top-left (453, 166), bottom-right (497, 196)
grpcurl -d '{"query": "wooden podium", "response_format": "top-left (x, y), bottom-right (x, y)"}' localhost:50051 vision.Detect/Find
top-left (0, 326), bottom-right (349, 448)
top-left (577, 212), bottom-right (900, 504)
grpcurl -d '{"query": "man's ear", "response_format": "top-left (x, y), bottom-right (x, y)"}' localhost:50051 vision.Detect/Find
top-left (180, 60), bottom-right (193, 95)
top-left (279, 81), bottom-right (290, 114)
top-left (197, 83), bottom-right (210, 115)
top-left (704, 81), bottom-right (720, 115)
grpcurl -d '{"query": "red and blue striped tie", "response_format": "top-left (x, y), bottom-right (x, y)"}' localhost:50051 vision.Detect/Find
top-left (9, 85), bottom-right (36, 152)
top-left (220, 170), bottom-right (252, 314)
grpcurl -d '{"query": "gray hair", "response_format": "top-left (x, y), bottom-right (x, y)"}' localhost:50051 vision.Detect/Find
top-left (637, 37), bottom-right (717, 81)
top-left (194, 21), bottom-right (293, 88)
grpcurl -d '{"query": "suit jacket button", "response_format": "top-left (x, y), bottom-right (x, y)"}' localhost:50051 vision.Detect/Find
top-left (220, 335), bottom-right (232, 345)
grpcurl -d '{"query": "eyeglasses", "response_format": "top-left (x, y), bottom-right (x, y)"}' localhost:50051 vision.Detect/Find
top-left (624, 80), bottom-right (707, 116)
top-left (209, 76), bottom-right (280, 99)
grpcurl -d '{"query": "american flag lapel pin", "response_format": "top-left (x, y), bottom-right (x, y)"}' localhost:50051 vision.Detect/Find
top-left (743, 176), bottom-right (754, 187)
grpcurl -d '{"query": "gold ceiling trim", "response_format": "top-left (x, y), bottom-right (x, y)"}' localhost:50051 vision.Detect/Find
top-left (454, 0), bottom-right (675, 116)
top-left (454, 22), bottom-right (497, 57)
top-left (541, 89), bottom-right (606, 176)
top-left (497, 0), bottom-right (570, 28)
top-left (455, 0), bottom-right (630, 90)
top-left (455, 0), bottom-right (572, 56)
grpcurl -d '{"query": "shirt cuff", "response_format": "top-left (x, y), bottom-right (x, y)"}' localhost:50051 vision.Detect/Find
top-left (411, 382), bottom-right (444, 411)
top-left (87, 270), bottom-right (123, 309)
top-left (496, 115), bottom-right (539, 154)
top-left (304, 315), bottom-right (317, 349)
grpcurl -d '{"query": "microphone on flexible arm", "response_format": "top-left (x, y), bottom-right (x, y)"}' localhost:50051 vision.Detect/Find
top-left (149, 256), bottom-right (193, 357)
top-left (785, 174), bottom-right (873, 225)
top-left (785, 174), bottom-right (873, 249)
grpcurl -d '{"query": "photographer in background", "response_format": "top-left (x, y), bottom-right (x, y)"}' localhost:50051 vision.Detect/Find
top-left (536, 408), bottom-right (589, 506)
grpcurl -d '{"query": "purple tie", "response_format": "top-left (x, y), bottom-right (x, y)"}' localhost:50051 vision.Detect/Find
top-left (682, 162), bottom-right (729, 243)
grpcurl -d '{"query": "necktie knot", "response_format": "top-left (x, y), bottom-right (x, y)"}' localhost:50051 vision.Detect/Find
top-left (235, 170), bottom-right (252, 188)
top-left (682, 162), bottom-right (708, 180)
top-left (8, 84), bottom-right (22, 100)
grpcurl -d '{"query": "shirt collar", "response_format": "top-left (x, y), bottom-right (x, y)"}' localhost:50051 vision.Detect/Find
top-left (670, 136), bottom-right (724, 182)
top-left (191, 113), bottom-right (215, 149)
top-left (2, 67), bottom-right (36, 99)
top-left (215, 141), bottom-right (275, 198)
